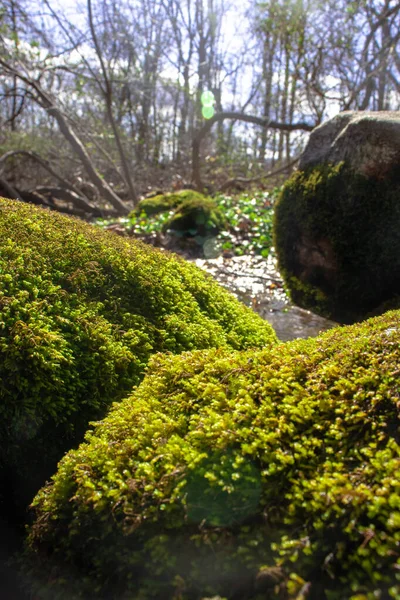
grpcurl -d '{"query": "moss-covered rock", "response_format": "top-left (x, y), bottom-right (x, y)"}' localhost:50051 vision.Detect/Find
top-left (0, 197), bottom-right (276, 510)
top-left (274, 162), bottom-right (400, 322)
top-left (162, 196), bottom-right (228, 240)
top-left (135, 190), bottom-right (206, 217)
top-left (27, 310), bottom-right (400, 600)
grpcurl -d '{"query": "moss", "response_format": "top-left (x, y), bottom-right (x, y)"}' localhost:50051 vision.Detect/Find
top-left (162, 196), bottom-right (228, 239)
top-left (134, 190), bottom-right (206, 217)
top-left (27, 310), bottom-right (400, 600)
top-left (0, 197), bottom-right (276, 510)
top-left (274, 163), bottom-right (400, 322)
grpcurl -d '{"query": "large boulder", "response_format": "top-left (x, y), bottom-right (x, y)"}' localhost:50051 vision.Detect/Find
top-left (26, 311), bottom-right (400, 600)
top-left (274, 111), bottom-right (400, 322)
top-left (0, 197), bottom-right (276, 512)
top-left (299, 110), bottom-right (400, 177)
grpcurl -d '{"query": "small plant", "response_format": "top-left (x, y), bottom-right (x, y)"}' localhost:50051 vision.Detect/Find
top-left (214, 190), bottom-right (277, 257)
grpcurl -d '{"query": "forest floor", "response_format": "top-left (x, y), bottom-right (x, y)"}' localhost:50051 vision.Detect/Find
top-left (103, 227), bottom-right (337, 341)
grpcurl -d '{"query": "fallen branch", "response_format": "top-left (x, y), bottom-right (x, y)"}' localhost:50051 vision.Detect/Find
top-left (192, 111), bottom-right (315, 191)
top-left (0, 58), bottom-right (131, 214)
top-left (0, 177), bottom-right (22, 201)
top-left (219, 155), bottom-right (300, 192)
top-left (18, 189), bottom-right (55, 208)
top-left (0, 150), bottom-right (89, 201)
top-left (36, 186), bottom-right (103, 215)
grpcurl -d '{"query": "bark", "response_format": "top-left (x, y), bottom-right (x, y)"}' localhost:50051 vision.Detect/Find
top-left (35, 186), bottom-right (104, 215)
top-left (259, 34), bottom-right (277, 161)
top-left (47, 106), bottom-right (130, 214)
top-left (0, 150), bottom-right (88, 199)
top-left (377, 6), bottom-right (390, 110)
top-left (9, 0), bottom-right (19, 132)
top-left (162, 0), bottom-right (194, 160)
top-left (0, 176), bottom-right (22, 200)
top-left (0, 151), bottom-right (114, 215)
top-left (178, 65), bottom-right (191, 160)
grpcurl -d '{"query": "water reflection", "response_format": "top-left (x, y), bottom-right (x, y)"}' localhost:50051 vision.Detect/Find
top-left (194, 253), bottom-right (337, 341)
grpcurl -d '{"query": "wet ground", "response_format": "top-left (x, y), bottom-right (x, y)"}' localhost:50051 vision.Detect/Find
top-left (193, 253), bottom-right (337, 341)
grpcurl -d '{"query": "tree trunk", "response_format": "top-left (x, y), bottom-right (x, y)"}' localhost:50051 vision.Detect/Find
top-left (48, 107), bottom-right (130, 214)
top-left (87, 0), bottom-right (139, 206)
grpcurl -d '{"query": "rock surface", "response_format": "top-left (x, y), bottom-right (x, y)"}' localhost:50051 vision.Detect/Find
top-left (274, 111), bottom-right (400, 322)
top-left (299, 110), bottom-right (400, 177)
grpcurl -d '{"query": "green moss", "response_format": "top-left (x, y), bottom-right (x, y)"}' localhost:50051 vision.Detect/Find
top-left (27, 310), bottom-right (400, 599)
top-left (134, 190), bottom-right (206, 217)
top-left (0, 197), bottom-right (276, 510)
top-left (162, 196), bottom-right (228, 239)
top-left (274, 163), bottom-right (400, 322)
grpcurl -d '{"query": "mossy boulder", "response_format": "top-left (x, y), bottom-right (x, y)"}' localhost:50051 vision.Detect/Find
top-left (162, 196), bottom-right (228, 239)
top-left (299, 111), bottom-right (400, 178)
top-left (135, 190), bottom-right (206, 217)
top-left (27, 310), bottom-right (400, 600)
top-left (0, 197), bottom-right (276, 511)
top-left (274, 162), bottom-right (400, 322)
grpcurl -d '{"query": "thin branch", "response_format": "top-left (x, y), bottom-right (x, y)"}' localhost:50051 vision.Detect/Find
top-left (0, 150), bottom-right (89, 200)
top-left (192, 111), bottom-right (314, 190)
top-left (219, 155), bottom-right (300, 192)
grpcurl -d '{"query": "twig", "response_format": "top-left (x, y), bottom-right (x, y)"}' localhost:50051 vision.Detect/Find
top-left (219, 156), bottom-right (300, 192)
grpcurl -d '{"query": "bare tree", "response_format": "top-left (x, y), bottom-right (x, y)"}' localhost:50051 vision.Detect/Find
top-left (0, 53), bottom-right (130, 213)
top-left (2, 0), bottom-right (400, 209)
top-left (86, 0), bottom-right (139, 204)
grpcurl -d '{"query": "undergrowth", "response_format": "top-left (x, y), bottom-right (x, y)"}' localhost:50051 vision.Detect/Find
top-left (95, 190), bottom-right (279, 258)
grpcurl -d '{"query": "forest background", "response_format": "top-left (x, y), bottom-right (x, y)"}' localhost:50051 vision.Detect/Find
top-left (0, 0), bottom-right (400, 218)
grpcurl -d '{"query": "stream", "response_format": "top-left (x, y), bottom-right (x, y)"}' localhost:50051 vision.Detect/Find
top-left (193, 252), bottom-right (337, 341)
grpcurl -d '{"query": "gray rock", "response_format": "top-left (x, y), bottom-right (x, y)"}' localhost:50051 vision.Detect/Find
top-left (275, 110), bottom-right (400, 323)
top-left (299, 110), bottom-right (400, 177)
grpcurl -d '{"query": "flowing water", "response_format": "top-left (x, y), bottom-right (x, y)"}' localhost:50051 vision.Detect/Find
top-left (194, 253), bottom-right (337, 341)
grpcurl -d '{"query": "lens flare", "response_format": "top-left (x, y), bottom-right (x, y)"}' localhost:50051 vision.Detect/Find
top-left (201, 90), bottom-right (215, 107)
top-left (202, 105), bottom-right (215, 119)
